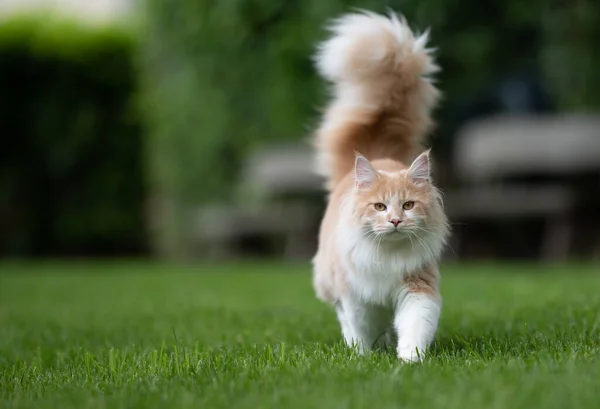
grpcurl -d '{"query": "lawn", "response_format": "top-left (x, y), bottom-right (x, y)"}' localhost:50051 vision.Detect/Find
top-left (1, 261), bottom-right (599, 409)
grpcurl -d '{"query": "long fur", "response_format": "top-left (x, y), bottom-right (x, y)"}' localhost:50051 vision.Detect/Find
top-left (310, 10), bottom-right (449, 363)
top-left (313, 10), bottom-right (440, 191)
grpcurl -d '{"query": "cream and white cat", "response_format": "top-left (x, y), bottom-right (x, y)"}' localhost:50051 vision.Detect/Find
top-left (311, 10), bottom-right (450, 363)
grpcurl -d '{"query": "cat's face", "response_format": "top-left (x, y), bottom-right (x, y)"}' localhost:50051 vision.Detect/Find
top-left (351, 151), bottom-right (445, 240)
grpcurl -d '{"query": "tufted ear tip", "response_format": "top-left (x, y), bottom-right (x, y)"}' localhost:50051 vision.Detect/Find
top-left (407, 150), bottom-right (431, 183)
top-left (354, 154), bottom-right (377, 189)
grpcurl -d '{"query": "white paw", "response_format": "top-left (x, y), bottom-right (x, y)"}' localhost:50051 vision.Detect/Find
top-left (344, 339), bottom-right (369, 355)
top-left (397, 346), bottom-right (425, 363)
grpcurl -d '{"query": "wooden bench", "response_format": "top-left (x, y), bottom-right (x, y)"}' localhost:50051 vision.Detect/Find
top-left (448, 113), bottom-right (600, 261)
top-left (191, 143), bottom-right (325, 260)
top-left (443, 185), bottom-right (576, 261)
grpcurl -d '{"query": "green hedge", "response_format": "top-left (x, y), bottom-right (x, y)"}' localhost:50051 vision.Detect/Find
top-left (0, 17), bottom-right (147, 257)
top-left (141, 0), bottom-right (599, 258)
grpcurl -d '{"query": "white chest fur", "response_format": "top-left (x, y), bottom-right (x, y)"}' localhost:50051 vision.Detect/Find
top-left (337, 230), bottom-right (432, 306)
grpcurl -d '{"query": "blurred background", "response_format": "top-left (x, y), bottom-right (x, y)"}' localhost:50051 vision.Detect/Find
top-left (1, 0), bottom-right (599, 264)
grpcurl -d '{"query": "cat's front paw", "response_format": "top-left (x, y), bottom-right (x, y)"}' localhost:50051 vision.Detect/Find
top-left (344, 339), bottom-right (370, 355)
top-left (397, 346), bottom-right (425, 364)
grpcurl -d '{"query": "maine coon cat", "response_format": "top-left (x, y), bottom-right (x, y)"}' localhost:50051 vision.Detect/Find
top-left (311, 10), bottom-right (450, 363)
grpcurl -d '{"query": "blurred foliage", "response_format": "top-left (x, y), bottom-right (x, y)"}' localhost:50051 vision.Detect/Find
top-left (141, 0), bottom-right (599, 257)
top-left (540, 0), bottom-right (600, 109)
top-left (0, 16), bottom-right (147, 257)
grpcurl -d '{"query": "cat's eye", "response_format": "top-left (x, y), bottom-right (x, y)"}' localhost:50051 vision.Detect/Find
top-left (374, 203), bottom-right (387, 211)
top-left (402, 201), bottom-right (415, 210)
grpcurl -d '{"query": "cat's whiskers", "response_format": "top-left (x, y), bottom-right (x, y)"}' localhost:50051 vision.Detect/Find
top-left (410, 225), bottom-right (448, 243)
top-left (411, 225), bottom-right (457, 258)
top-left (405, 229), bottom-right (416, 251)
top-left (407, 230), bottom-right (436, 263)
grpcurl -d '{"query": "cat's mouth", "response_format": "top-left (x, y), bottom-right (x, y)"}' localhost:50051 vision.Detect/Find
top-left (372, 228), bottom-right (411, 241)
top-left (385, 232), bottom-right (407, 242)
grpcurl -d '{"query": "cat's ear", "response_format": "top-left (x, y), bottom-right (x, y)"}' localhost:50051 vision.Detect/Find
top-left (354, 154), bottom-right (377, 189)
top-left (407, 150), bottom-right (431, 184)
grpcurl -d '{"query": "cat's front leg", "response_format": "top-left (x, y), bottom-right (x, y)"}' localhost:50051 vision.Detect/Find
top-left (339, 297), bottom-right (392, 353)
top-left (393, 272), bottom-right (441, 363)
top-left (336, 305), bottom-right (357, 347)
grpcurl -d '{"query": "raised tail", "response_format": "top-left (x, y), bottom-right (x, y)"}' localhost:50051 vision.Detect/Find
top-left (312, 10), bottom-right (440, 190)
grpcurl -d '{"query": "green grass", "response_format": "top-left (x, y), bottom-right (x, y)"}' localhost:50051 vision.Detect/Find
top-left (1, 261), bottom-right (600, 409)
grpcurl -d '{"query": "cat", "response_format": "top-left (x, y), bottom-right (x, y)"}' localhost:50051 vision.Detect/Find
top-left (310, 10), bottom-right (450, 363)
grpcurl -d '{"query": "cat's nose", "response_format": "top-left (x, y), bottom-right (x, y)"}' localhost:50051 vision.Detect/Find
top-left (389, 219), bottom-right (402, 227)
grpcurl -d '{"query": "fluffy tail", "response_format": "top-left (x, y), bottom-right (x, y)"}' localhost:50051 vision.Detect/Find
top-left (313, 10), bottom-right (440, 190)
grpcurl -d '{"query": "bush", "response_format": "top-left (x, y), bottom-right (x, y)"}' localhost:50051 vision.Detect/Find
top-left (141, 0), bottom-right (599, 258)
top-left (0, 17), bottom-right (148, 257)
